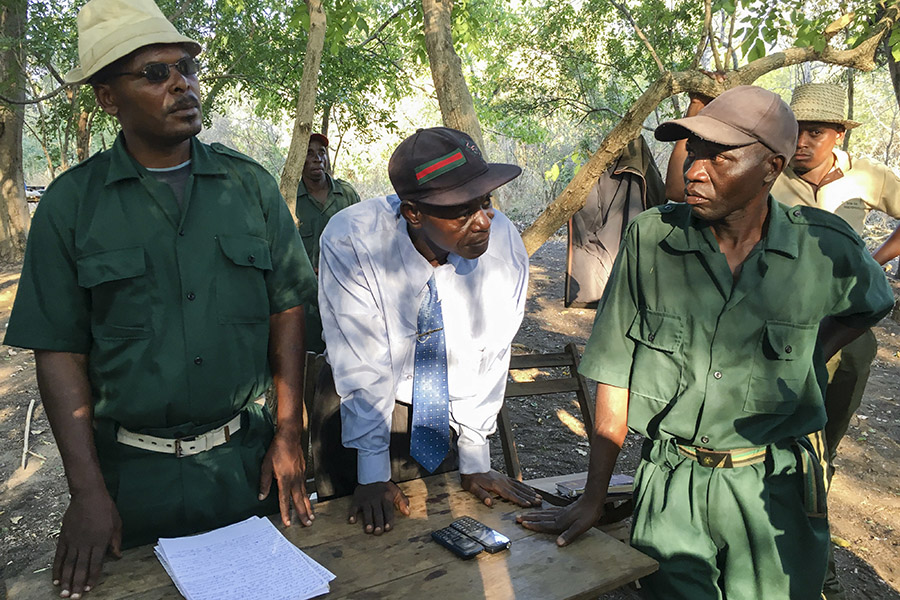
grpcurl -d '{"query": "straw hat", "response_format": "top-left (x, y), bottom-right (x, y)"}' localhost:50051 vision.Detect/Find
top-left (64, 0), bottom-right (201, 84)
top-left (789, 83), bottom-right (860, 129)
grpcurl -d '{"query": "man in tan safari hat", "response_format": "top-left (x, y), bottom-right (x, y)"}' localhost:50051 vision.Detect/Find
top-left (772, 82), bottom-right (900, 600)
top-left (4, 0), bottom-right (317, 596)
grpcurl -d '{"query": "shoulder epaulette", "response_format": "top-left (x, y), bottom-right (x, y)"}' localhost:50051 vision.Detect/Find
top-left (209, 142), bottom-right (265, 168)
top-left (784, 204), bottom-right (862, 246)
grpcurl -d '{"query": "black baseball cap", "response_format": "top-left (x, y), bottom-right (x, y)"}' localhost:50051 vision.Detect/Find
top-left (388, 127), bottom-right (521, 206)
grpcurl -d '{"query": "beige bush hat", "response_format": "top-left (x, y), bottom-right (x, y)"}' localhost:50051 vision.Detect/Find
top-left (789, 83), bottom-right (860, 129)
top-left (64, 0), bottom-right (201, 84)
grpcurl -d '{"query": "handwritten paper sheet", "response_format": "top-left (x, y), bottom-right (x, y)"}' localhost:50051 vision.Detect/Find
top-left (154, 516), bottom-right (335, 600)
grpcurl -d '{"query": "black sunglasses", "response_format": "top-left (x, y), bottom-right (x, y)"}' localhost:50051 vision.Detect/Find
top-left (110, 57), bottom-right (200, 83)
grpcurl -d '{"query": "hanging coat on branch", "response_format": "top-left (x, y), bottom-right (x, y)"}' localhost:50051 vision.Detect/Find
top-left (565, 135), bottom-right (665, 308)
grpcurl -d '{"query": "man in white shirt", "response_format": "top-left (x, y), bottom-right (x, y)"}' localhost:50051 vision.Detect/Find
top-left (314, 127), bottom-right (541, 535)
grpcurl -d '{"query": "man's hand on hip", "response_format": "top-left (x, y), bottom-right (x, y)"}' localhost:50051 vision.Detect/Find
top-left (53, 489), bottom-right (122, 599)
top-left (348, 481), bottom-right (410, 535)
top-left (259, 429), bottom-right (314, 528)
top-left (460, 470), bottom-right (543, 508)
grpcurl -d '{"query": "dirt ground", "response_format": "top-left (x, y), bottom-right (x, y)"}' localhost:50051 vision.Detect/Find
top-left (1, 239), bottom-right (899, 598)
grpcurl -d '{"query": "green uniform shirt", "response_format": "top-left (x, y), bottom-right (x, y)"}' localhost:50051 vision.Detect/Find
top-left (295, 174), bottom-right (360, 269)
top-left (5, 134), bottom-right (316, 434)
top-left (580, 199), bottom-right (893, 449)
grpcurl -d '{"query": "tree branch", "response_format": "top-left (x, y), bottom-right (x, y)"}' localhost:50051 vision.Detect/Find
top-left (0, 82), bottom-right (68, 105)
top-left (691, 0), bottom-right (713, 69)
top-left (359, 3), bottom-right (415, 46)
top-left (519, 1), bottom-right (900, 256)
top-left (609, 0), bottom-right (666, 74)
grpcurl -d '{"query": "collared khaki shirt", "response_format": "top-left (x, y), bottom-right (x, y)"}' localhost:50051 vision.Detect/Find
top-left (579, 199), bottom-right (893, 449)
top-left (296, 174), bottom-right (360, 269)
top-left (5, 134), bottom-right (316, 435)
top-left (771, 149), bottom-right (900, 234)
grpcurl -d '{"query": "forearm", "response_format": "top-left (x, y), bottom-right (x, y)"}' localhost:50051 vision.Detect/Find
top-left (664, 96), bottom-right (709, 202)
top-left (581, 383), bottom-right (630, 504)
top-left (35, 351), bottom-right (106, 496)
top-left (872, 225), bottom-right (900, 266)
top-left (268, 305), bottom-right (306, 436)
top-left (665, 139), bottom-right (689, 202)
top-left (818, 316), bottom-right (867, 362)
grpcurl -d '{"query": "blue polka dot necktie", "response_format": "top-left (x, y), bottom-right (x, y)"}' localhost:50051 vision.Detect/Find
top-left (410, 275), bottom-right (450, 473)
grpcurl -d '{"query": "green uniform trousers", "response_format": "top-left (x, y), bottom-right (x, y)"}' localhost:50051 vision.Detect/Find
top-left (631, 438), bottom-right (829, 600)
top-left (821, 329), bottom-right (877, 600)
top-left (94, 403), bottom-right (279, 548)
top-left (823, 329), bottom-right (877, 468)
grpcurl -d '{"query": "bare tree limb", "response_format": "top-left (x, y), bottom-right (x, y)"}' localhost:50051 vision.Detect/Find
top-left (723, 10), bottom-right (737, 69)
top-left (359, 3), bottom-right (415, 46)
top-left (610, 0), bottom-right (666, 74)
top-left (691, 0), bottom-right (713, 69)
top-left (708, 2), bottom-right (723, 73)
top-left (0, 82), bottom-right (68, 105)
top-left (519, 1), bottom-right (900, 256)
top-left (167, 0), bottom-right (194, 24)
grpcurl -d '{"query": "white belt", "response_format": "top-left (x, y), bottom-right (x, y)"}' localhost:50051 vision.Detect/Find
top-left (116, 413), bottom-right (242, 458)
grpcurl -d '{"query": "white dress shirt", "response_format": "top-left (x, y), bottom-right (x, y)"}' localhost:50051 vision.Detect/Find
top-left (319, 195), bottom-right (528, 484)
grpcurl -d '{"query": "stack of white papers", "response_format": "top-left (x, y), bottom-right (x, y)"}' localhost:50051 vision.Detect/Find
top-left (154, 516), bottom-right (335, 600)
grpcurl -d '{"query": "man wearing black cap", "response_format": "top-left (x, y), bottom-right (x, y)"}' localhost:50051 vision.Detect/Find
top-left (314, 127), bottom-right (541, 535)
top-left (296, 133), bottom-right (360, 353)
top-left (518, 86), bottom-right (893, 599)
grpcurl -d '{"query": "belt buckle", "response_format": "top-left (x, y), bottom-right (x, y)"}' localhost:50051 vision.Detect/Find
top-left (174, 436), bottom-right (197, 458)
top-left (695, 447), bottom-right (729, 468)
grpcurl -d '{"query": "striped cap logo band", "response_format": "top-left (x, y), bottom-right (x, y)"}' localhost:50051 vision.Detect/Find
top-left (415, 149), bottom-right (467, 185)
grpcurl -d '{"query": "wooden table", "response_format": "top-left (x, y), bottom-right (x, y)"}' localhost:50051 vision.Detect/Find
top-left (4, 472), bottom-right (657, 599)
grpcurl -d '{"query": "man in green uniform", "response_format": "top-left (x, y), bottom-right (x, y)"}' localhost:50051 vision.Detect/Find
top-left (296, 133), bottom-right (360, 353)
top-left (518, 86), bottom-right (893, 599)
top-left (771, 81), bottom-right (900, 600)
top-left (3, 0), bottom-right (317, 597)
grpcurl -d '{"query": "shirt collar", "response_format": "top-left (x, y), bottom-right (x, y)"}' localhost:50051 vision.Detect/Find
top-left (105, 134), bottom-right (225, 186)
top-left (661, 197), bottom-right (797, 259)
top-left (298, 173), bottom-right (338, 198)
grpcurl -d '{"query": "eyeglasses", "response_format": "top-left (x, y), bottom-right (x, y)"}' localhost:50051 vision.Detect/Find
top-left (110, 57), bottom-right (200, 83)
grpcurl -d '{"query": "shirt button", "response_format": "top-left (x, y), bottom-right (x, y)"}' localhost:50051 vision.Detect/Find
top-left (713, 371), bottom-right (722, 379)
top-left (784, 345), bottom-right (792, 354)
top-left (248, 255), bottom-right (256, 264)
top-left (186, 292), bottom-right (196, 301)
top-left (793, 209), bottom-right (802, 217)
top-left (194, 356), bottom-right (203, 365)
top-left (648, 333), bottom-right (656, 342)
top-left (700, 436), bottom-right (710, 444)
top-left (179, 229), bottom-right (185, 236)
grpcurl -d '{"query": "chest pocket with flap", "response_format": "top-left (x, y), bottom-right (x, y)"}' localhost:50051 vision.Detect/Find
top-left (216, 234), bottom-right (272, 324)
top-left (744, 320), bottom-right (818, 414)
top-left (626, 309), bottom-right (684, 402)
top-left (76, 247), bottom-right (150, 339)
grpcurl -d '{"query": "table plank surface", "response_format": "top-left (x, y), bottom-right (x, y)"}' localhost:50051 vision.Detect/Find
top-left (5, 473), bottom-right (656, 600)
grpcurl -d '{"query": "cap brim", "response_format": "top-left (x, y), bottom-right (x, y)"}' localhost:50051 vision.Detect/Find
top-left (414, 163), bottom-right (522, 206)
top-left (655, 115), bottom-right (758, 147)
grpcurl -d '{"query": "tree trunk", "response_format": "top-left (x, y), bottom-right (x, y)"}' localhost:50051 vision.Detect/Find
top-left (843, 68), bottom-right (853, 151)
top-left (0, 0), bottom-right (29, 263)
top-left (520, 3), bottom-right (900, 256)
top-left (279, 0), bottom-right (326, 222)
top-left (422, 0), bottom-right (486, 155)
top-left (76, 106), bottom-right (94, 163)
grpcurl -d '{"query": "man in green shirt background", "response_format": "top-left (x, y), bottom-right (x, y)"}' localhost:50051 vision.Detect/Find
top-left (3, 0), bottom-right (317, 597)
top-left (296, 132), bottom-right (360, 353)
top-left (518, 86), bottom-right (893, 599)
